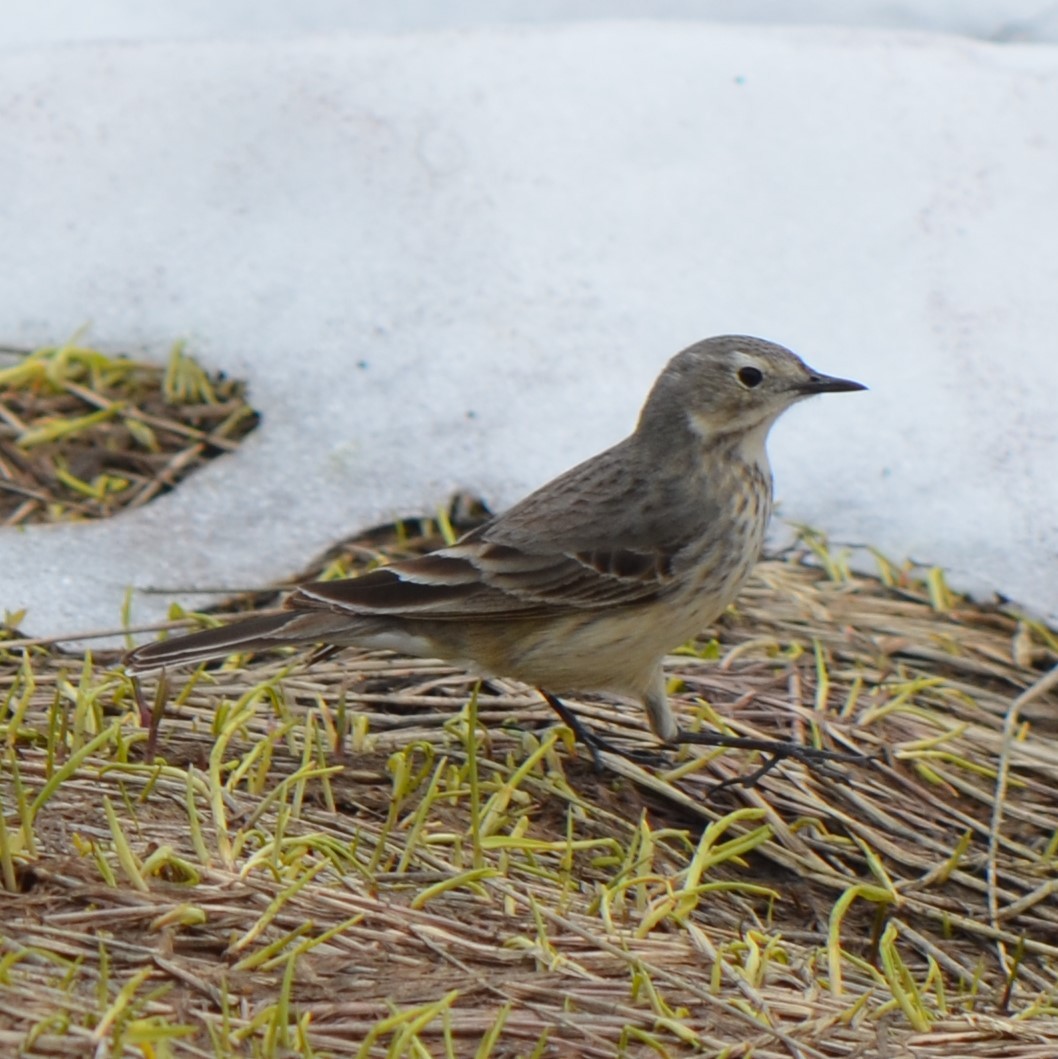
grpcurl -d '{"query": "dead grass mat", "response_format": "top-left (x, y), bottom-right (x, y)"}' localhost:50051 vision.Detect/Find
top-left (0, 341), bottom-right (259, 526)
top-left (2, 529), bottom-right (1058, 1057)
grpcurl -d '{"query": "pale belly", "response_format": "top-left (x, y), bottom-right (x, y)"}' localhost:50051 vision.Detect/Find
top-left (461, 500), bottom-right (769, 698)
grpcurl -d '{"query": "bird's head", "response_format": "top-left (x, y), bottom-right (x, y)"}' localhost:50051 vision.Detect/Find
top-left (638, 334), bottom-right (865, 442)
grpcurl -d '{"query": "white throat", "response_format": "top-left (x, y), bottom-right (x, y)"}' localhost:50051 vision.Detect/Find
top-left (733, 416), bottom-right (776, 473)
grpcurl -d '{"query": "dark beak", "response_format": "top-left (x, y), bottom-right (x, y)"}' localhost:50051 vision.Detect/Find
top-left (798, 370), bottom-right (867, 395)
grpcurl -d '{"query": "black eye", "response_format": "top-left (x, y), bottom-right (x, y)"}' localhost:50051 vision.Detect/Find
top-left (737, 366), bottom-right (763, 388)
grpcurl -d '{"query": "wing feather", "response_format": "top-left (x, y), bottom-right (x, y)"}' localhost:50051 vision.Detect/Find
top-left (291, 438), bottom-right (713, 622)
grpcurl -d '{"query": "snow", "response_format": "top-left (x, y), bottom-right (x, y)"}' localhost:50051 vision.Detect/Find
top-left (1, 17), bottom-right (1056, 643)
top-left (2, 1), bottom-right (1057, 46)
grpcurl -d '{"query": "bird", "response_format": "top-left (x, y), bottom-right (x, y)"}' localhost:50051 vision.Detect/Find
top-left (124, 335), bottom-right (865, 751)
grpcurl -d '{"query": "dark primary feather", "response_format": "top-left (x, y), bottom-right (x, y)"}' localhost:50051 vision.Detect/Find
top-left (125, 611), bottom-right (309, 668)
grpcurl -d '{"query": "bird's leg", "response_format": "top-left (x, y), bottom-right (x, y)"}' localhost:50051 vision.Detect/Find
top-left (536, 694), bottom-right (871, 783)
top-left (538, 690), bottom-right (609, 771)
top-left (673, 728), bottom-right (873, 790)
top-left (537, 690), bottom-right (663, 771)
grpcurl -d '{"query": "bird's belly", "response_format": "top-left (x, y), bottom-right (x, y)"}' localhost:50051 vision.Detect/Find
top-left (478, 608), bottom-right (684, 698)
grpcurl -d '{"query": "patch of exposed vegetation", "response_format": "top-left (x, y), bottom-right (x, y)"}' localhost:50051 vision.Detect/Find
top-left (2, 515), bottom-right (1057, 1057)
top-left (0, 339), bottom-right (259, 525)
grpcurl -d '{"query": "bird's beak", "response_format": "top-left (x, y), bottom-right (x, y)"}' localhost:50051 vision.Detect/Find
top-left (797, 371), bottom-right (867, 395)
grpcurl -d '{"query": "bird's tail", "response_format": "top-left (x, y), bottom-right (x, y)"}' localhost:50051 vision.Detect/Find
top-left (123, 610), bottom-right (349, 674)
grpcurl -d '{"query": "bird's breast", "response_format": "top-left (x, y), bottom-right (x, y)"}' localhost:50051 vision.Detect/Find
top-left (669, 459), bottom-right (772, 628)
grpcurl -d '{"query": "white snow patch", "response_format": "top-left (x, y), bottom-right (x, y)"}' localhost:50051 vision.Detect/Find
top-left (1, 23), bottom-right (1056, 643)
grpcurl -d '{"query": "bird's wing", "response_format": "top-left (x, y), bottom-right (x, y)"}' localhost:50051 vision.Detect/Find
top-left (291, 438), bottom-right (711, 621)
top-left (288, 536), bottom-right (674, 620)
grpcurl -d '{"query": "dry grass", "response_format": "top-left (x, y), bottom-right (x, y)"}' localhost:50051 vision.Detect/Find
top-left (3, 511), bottom-right (1058, 1057)
top-left (0, 339), bottom-right (258, 526)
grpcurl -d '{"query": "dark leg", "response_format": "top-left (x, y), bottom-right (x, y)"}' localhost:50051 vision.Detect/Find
top-left (537, 690), bottom-right (665, 771)
top-left (673, 728), bottom-right (874, 794)
top-left (539, 690), bottom-right (609, 771)
top-left (537, 692), bottom-right (873, 785)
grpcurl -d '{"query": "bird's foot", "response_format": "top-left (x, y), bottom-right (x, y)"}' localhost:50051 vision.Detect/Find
top-left (673, 728), bottom-right (873, 795)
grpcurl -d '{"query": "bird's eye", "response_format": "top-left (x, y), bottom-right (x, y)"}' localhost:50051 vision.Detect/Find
top-left (737, 366), bottom-right (763, 388)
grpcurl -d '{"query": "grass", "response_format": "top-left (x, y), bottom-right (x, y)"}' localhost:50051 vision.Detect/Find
top-left (0, 338), bottom-right (258, 525)
top-left (2, 517), bottom-right (1058, 1057)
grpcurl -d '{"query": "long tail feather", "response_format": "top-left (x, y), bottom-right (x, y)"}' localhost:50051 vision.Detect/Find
top-left (124, 612), bottom-right (321, 673)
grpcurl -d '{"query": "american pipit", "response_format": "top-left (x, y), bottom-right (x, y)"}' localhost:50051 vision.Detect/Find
top-left (125, 335), bottom-right (864, 750)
